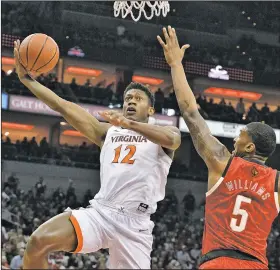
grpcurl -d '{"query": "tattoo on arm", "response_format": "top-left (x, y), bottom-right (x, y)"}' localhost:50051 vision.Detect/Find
top-left (180, 101), bottom-right (230, 167)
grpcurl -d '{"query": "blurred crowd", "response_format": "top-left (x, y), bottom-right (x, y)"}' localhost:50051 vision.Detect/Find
top-left (2, 2), bottom-right (280, 86)
top-left (1, 2), bottom-right (61, 36)
top-left (2, 135), bottom-right (100, 170)
top-left (63, 2), bottom-right (280, 34)
top-left (3, 71), bottom-right (280, 129)
top-left (2, 135), bottom-right (206, 181)
top-left (233, 2), bottom-right (280, 32)
top-left (2, 174), bottom-right (280, 269)
top-left (59, 23), bottom-right (280, 84)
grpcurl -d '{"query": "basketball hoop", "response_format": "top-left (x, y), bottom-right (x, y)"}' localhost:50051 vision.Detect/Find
top-left (114, 1), bottom-right (170, 22)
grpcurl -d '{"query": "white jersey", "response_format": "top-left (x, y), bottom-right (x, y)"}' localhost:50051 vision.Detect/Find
top-left (92, 126), bottom-right (172, 215)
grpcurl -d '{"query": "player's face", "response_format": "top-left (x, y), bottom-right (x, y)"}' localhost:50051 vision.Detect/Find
top-left (123, 89), bottom-right (154, 122)
top-left (233, 128), bottom-right (255, 157)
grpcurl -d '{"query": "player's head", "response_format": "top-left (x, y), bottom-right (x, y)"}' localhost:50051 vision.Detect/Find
top-left (233, 122), bottom-right (276, 159)
top-left (123, 82), bottom-right (155, 122)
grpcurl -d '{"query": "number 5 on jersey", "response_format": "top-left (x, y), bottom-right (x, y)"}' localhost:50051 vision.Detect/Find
top-left (112, 145), bottom-right (136, 164)
top-left (230, 195), bottom-right (252, 232)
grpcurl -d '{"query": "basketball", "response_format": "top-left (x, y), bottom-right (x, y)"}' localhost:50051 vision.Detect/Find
top-left (19, 33), bottom-right (59, 74)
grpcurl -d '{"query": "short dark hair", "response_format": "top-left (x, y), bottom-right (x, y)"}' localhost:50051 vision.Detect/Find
top-left (124, 82), bottom-right (155, 106)
top-left (246, 122), bottom-right (276, 157)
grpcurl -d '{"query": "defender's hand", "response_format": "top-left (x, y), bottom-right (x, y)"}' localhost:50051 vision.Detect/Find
top-left (98, 110), bottom-right (131, 128)
top-left (157, 26), bottom-right (190, 67)
top-left (13, 40), bottom-right (28, 80)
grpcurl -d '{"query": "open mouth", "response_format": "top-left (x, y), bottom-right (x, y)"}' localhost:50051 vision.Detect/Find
top-left (126, 107), bottom-right (136, 115)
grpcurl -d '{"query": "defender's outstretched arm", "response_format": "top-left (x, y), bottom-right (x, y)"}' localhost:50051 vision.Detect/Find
top-left (157, 27), bottom-right (231, 170)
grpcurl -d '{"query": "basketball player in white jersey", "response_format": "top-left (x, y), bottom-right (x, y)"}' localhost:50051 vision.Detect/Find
top-left (13, 40), bottom-right (181, 269)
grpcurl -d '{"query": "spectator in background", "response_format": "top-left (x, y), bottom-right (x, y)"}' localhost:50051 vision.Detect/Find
top-left (83, 189), bottom-right (93, 207)
top-left (219, 98), bottom-right (226, 106)
top-left (79, 141), bottom-right (87, 150)
top-left (70, 78), bottom-right (78, 92)
top-left (182, 190), bottom-right (196, 216)
top-left (29, 136), bottom-right (38, 156)
top-left (15, 140), bottom-right (21, 153)
top-left (66, 179), bottom-right (76, 201)
top-left (117, 23), bottom-right (126, 36)
top-left (39, 137), bottom-right (49, 155)
top-left (155, 88), bottom-right (165, 113)
top-left (96, 79), bottom-right (107, 88)
top-left (261, 102), bottom-right (270, 123)
top-left (2, 226), bottom-right (9, 244)
top-left (49, 77), bottom-right (59, 90)
top-left (84, 79), bottom-right (92, 87)
top-left (52, 186), bottom-right (65, 202)
top-left (236, 98), bottom-right (245, 121)
top-left (106, 81), bottom-right (115, 92)
top-left (35, 177), bottom-right (46, 198)
top-left (4, 136), bottom-right (12, 145)
top-left (273, 106), bottom-right (280, 127)
top-left (21, 137), bottom-right (28, 154)
top-left (165, 189), bottom-right (178, 212)
top-left (2, 186), bottom-right (13, 205)
top-left (1, 255), bottom-right (9, 269)
top-left (6, 173), bottom-right (19, 193)
top-left (227, 102), bottom-right (235, 113)
top-left (116, 78), bottom-right (125, 102)
top-left (37, 74), bottom-right (45, 85)
top-left (10, 248), bottom-right (24, 270)
top-left (247, 102), bottom-right (260, 122)
top-left (176, 245), bottom-right (195, 267)
top-left (190, 243), bottom-right (201, 261)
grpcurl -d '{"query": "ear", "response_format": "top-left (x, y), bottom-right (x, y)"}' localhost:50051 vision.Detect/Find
top-left (245, 142), bottom-right (255, 154)
top-left (148, 107), bottom-right (155, 116)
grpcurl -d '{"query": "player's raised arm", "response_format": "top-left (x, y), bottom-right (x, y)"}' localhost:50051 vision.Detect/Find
top-left (157, 27), bottom-right (231, 171)
top-left (14, 40), bottom-right (110, 147)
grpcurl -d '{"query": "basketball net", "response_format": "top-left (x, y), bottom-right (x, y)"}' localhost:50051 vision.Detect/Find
top-left (114, 1), bottom-right (170, 22)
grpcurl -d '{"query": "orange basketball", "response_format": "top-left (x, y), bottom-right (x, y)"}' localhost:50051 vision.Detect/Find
top-left (19, 33), bottom-right (59, 74)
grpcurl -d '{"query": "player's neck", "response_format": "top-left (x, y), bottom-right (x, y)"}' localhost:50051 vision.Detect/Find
top-left (243, 154), bottom-right (266, 164)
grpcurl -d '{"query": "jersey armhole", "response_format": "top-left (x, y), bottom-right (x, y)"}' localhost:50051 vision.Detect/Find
top-left (206, 156), bottom-right (234, 197)
top-left (274, 171), bottom-right (280, 213)
top-left (222, 155), bottom-right (234, 177)
top-left (160, 146), bottom-right (173, 162)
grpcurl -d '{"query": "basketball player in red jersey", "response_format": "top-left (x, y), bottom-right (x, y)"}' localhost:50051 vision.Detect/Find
top-left (158, 26), bottom-right (279, 269)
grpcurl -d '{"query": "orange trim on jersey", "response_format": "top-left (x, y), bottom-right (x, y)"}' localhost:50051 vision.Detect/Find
top-left (69, 215), bottom-right (83, 253)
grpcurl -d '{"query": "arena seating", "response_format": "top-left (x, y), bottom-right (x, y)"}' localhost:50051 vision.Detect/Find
top-left (2, 72), bottom-right (280, 129)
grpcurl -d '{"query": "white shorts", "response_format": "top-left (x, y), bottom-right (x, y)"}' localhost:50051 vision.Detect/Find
top-left (67, 200), bottom-right (154, 269)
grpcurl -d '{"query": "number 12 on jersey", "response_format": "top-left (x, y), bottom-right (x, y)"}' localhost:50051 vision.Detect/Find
top-left (112, 145), bottom-right (136, 164)
top-left (230, 195), bottom-right (252, 232)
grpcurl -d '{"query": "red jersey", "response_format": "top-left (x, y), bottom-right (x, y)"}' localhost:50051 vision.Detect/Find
top-left (201, 157), bottom-right (279, 266)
